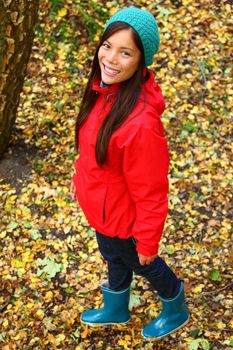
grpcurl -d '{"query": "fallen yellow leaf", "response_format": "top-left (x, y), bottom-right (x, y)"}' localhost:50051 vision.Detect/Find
top-left (58, 7), bottom-right (67, 17)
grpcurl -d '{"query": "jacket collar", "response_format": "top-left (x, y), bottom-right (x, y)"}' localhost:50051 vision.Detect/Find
top-left (92, 77), bottom-right (120, 94)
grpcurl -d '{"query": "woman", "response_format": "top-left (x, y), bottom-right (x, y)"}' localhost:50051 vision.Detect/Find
top-left (71, 7), bottom-right (190, 339)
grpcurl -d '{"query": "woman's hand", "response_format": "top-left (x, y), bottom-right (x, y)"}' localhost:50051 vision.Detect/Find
top-left (70, 180), bottom-right (76, 200)
top-left (138, 253), bottom-right (157, 266)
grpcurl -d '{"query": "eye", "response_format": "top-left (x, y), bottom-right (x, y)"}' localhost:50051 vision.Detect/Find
top-left (102, 42), bottom-right (110, 49)
top-left (121, 51), bottom-right (131, 57)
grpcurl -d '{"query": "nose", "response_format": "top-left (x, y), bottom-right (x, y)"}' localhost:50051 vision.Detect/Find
top-left (106, 50), bottom-right (118, 65)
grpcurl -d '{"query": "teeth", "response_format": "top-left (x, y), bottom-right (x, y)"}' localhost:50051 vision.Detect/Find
top-left (104, 65), bottom-right (118, 74)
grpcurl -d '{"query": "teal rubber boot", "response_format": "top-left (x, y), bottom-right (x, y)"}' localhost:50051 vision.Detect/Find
top-left (81, 281), bottom-right (131, 326)
top-left (142, 282), bottom-right (190, 339)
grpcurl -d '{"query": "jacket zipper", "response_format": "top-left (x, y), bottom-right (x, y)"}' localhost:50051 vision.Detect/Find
top-left (102, 188), bottom-right (107, 224)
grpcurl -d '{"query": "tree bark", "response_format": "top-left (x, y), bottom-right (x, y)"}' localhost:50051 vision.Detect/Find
top-left (0, 0), bottom-right (39, 157)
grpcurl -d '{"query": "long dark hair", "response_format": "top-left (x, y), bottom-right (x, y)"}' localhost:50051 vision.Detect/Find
top-left (75, 22), bottom-right (145, 166)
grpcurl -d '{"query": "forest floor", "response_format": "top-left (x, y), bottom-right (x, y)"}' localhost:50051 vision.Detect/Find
top-left (0, 0), bottom-right (232, 349)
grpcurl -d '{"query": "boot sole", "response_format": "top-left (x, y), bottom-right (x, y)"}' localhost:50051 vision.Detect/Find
top-left (142, 315), bottom-right (190, 340)
top-left (81, 318), bottom-right (131, 327)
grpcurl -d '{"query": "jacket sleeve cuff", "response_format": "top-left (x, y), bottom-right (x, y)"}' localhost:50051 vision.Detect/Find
top-left (135, 241), bottom-right (159, 256)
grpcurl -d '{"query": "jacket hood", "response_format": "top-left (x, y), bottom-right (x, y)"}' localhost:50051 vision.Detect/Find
top-left (140, 69), bottom-right (166, 117)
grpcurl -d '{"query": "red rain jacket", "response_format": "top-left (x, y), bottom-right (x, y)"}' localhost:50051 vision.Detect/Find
top-left (73, 70), bottom-right (169, 256)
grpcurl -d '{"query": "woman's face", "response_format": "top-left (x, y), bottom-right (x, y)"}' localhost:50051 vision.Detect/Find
top-left (98, 29), bottom-right (141, 85)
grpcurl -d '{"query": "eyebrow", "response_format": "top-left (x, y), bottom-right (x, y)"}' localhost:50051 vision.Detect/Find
top-left (105, 40), bottom-right (134, 52)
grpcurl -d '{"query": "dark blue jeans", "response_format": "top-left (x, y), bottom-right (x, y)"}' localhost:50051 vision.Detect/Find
top-left (96, 232), bottom-right (181, 299)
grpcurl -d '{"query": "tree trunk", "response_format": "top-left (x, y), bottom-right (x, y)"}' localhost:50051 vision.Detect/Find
top-left (0, 0), bottom-right (39, 158)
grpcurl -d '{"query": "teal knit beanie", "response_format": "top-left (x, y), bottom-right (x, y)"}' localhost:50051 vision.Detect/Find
top-left (105, 7), bottom-right (160, 67)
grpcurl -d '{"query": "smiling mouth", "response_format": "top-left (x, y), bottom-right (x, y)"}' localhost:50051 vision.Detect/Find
top-left (103, 64), bottom-right (120, 76)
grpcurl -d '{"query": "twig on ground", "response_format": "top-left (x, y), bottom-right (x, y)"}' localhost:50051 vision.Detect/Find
top-left (189, 37), bottom-right (208, 103)
top-left (202, 282), bottom-right (233, 295)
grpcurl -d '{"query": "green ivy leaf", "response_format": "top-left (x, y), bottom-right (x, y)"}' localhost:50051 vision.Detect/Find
top-left (87, 229), bottom-right (95, 237)
top-left (201, 339), bottom-right (210, 350)
top-left (157, 6), bottom-right (171, 20)
top-left (7, 221), bottom-right (18, 230)
top-left (23, 221), bottom-right (32, 229)
top-left (129, 293), bottom-right (141, 310)
top-left (164, 245), bottom-right (175, 255)
top-left (37, 257), bottom-right (63, 279)
top-left (188, 339), bottom-right (210, 350)
top-left (209, 269), bottom-right (221, 281)
top-left (188, 339), bottom-right (200, 350)
top-left (190, 328), bottom-right (200, 337)
top-left (55, 103), bottom-right (63, 111)
top-left (73, 326), bottom-right (81, 339)
top-left (170, 195), bottom-right (181, 205)
top-left (30, 228), bottom-right (42, 240)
